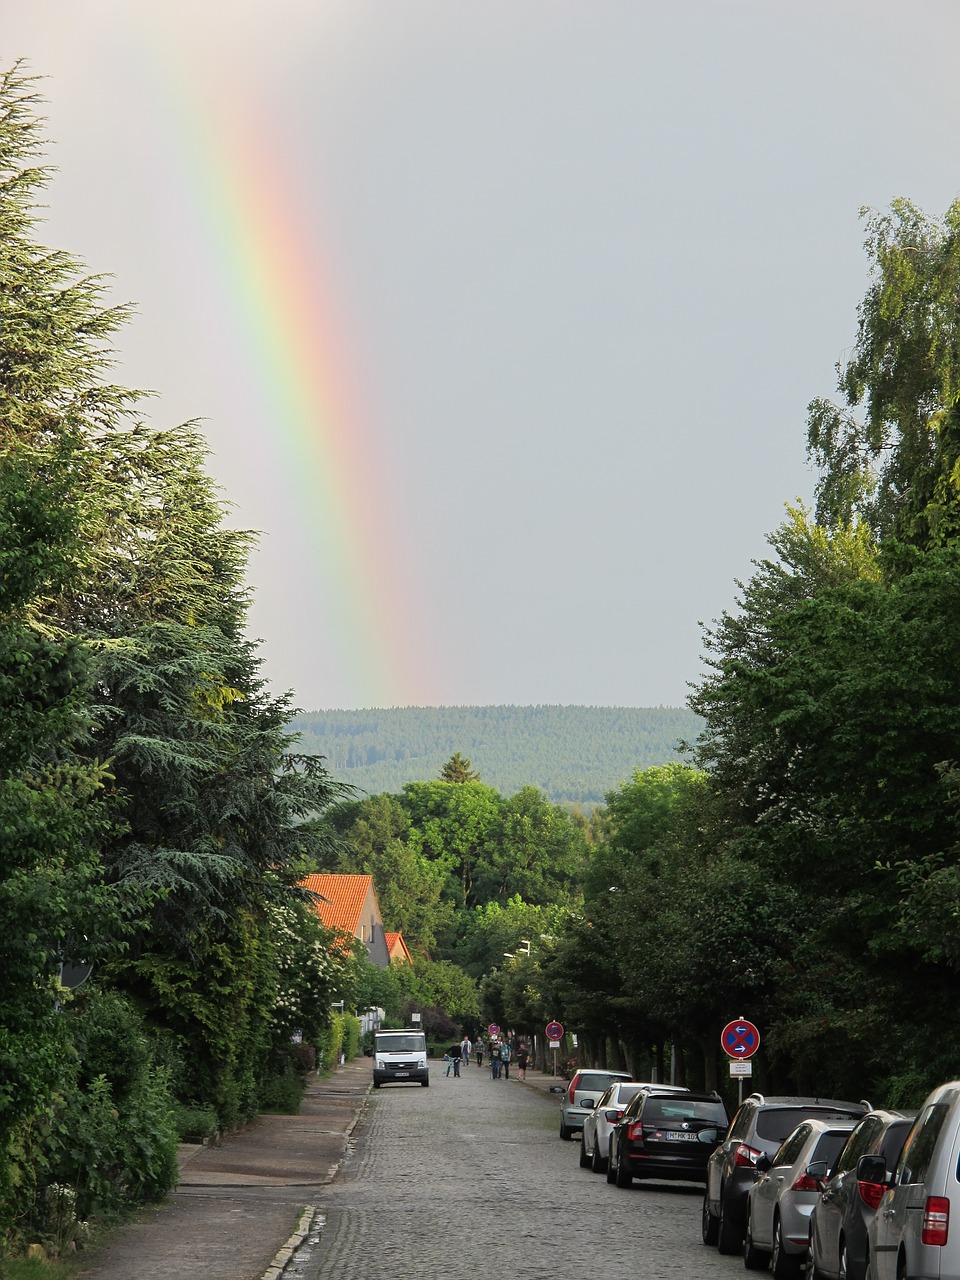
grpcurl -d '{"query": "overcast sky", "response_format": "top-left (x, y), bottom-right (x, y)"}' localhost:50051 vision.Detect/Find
top-left (3, 1), bottom-right (960, 710)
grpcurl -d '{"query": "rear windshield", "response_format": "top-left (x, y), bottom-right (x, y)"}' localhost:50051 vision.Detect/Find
top-left (812, 1130), bottom-right (855, 1171)
top-left (576, 1073), bottom-right (622, 1093)
top-left (375, 1034), bottom-right (425, 1053)
top-left (643, 1099), bottom-right (727, 1125)
top-left (756, 1108), bottom-right (859, 1143)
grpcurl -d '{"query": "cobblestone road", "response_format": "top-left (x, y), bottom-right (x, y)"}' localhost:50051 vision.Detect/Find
top-left (299, 1067), bottom-right (740, 1280)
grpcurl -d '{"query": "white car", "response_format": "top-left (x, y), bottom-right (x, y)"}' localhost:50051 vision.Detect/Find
top-left (579, 1081), bottom-right (687, 1173)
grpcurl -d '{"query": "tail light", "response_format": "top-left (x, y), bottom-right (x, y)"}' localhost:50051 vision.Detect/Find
top-left (733, 1144), bottom-right (763, 1168)
top-left (922, 1196), bottom-right (949, 1246)
top-left (626, 1122), bottom-right (645, 1142)
top-left (856, 1180), bottom-right (886, 1211)
top-left (791, 1172), bottom-right (822, 1192)
top-left (567, 1074), bottom-right (579, 1104)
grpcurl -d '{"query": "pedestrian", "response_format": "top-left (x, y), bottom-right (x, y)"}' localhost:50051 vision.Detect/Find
top-left (475, 1039), bottom-right (484, 1069)
top-left (452, 1046), bottom-right (461, 1077)
top-left (490, 1040), bottom-right (502, 1079)
top-left (516, 1043), bottom-right (529, 1081)
top-left (444, 1052), bottom-right (453, 1077)
top-left (459, 1034), bottom-right (472, 1069)
top-left (500, 1039), bottom-right (511, 1080)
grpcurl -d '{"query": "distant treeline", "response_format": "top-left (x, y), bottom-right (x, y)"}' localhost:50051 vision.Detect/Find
top-left (288, 705), bottom-right (704, 804)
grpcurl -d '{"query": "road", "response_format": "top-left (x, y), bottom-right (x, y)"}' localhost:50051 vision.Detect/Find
top-left (295, 1066), bottom-right (740, 1280)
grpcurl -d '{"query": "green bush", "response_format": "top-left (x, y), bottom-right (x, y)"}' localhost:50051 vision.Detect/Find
top-left (258, 1061), bottom-right (304, 1114)
top-left (173, 1105), bottom-right (219, 1143)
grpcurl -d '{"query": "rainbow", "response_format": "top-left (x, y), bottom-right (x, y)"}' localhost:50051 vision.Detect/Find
top-left (120, 13), bottom-right (431, 707)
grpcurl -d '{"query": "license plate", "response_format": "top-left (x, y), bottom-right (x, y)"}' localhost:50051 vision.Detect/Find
top-left (663, 1131), bottom-right (698, 1142)
top-left (394, 1071), bottom-right (409, 1077)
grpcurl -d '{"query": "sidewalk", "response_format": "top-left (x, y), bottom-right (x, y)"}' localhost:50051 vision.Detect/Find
top-left (77, 1056), bottom-right (373, 1280)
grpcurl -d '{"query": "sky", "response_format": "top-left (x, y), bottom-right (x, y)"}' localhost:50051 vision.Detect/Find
top-left (3, 1), bottom-right (960, 711)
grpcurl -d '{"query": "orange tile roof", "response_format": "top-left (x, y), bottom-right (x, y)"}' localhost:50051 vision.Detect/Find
top-left (384, 931), bottom-right (413, 964)
top-left (299, 873), bottom-right (373, 936)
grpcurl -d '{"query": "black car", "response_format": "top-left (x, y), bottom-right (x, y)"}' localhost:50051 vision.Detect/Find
top-left (702, 1093), bottom-right (870, 1255)
top-left (607, 1089), bottom-right (728, 1187)
top-left (807, 1108), bottom-right (917, 1280)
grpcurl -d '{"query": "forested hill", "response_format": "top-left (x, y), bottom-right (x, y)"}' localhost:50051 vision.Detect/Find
top-left (289, 705), bottom-right (703, 805)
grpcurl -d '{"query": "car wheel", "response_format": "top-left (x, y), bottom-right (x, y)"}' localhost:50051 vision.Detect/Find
top-left (771, 1215), bottom-right (801, 1279)
top-left (717, 1191), bottom-right (743, 1255)
top-left (579, 1138), bottom-right (592, 1168)
top-left (743, 1215), bottom-right (770, 1270)
top-left (592, 1141), bottom-right (607, 1175)
top-left (701, 1191), bottom-right (719, 1246)
top-left (373, 1081), bottom-right (381, 1089)
top-left (560, 1118), bottom-right (572, 1141)
top-left (805, 1228), bottom-right (825, 1280)
top-left (606, 1141), bottom-right (618, 1184)
top-left (615, 1152), bottom-right (633, 1188)
top-left (421, 1079), bottom-right (429, 1087)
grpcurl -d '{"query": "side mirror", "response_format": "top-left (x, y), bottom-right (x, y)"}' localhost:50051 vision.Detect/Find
top-left (697, 1128), bottom-right (719, 1145)
top-left (582, 1098), bottom-right (595, 1109)
top-left (806, 1160), bottom-right (828, 1183)
top-left (857, 1154), bottom-right (888, 1184)
top-left (755, 1153), bottom-right (772, 1174)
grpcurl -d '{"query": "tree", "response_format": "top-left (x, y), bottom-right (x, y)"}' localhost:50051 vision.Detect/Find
top-left (439, 751), bottom-right (480, 782)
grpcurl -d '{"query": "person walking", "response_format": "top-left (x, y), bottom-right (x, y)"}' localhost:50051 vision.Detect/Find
top-left (500, 1039), bottom-right (511, 1080)
top-left (516, 1043), bottom-right (529, 1081)
top-left (475, 1038), bottom-right (484, 1069)
top-left (452, 1045), bottom-right (461, 1077)
top-left (459, 1034), bottom-right (472, 1069)
top-left (490, 1040), bottom-right (502, 1079)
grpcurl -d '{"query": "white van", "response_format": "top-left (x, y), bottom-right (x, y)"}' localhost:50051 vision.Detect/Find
top-left (866, 1080), bottom-right (960, 1279)
top-left (372, 1029), bottom-right (429, 1088)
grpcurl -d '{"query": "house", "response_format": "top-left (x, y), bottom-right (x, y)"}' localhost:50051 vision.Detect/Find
top-left (384, 931), bottom-right (413, 965)
top-left (299, 873), bottom-right (391, 967)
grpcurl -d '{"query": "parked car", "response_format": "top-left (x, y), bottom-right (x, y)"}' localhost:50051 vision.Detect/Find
top-left (744, 1117), bottom-right (858, 1276)
top-left (559, 1068), bottom-right (633, 1140)
top-left (580, 1082), bottom-right (687, 1172)
top-left (702, 1093), bottom-right (870, 1255)
top-left (607, 1089), bottom-right (728, 1187)
top-left (807, 1108), bottom-right (916, 1280)
top-left (864, 1080), bottom-right (960, 1280)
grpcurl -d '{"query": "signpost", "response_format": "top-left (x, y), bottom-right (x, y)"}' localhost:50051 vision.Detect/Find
top-left (487, 1023), bottom-right (500, 1038)
top-left (721, 1018), bottom-right (760, 1104)
top-left (545, 1021), bottom-right (564, 1076)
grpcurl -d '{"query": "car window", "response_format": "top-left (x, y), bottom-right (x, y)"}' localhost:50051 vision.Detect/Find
top-left (835, 1117), bottom-right (881, 1174)
top-left (727, 1104), bottom-right (752, 1141)
top-left (615, 1084), bottom-right (646, 1106)
top-left (773, 1125), bottom-right (811, 1167)
top-left (878, 1121), bottom-right (912, 1165)
top-left (576, 1073), bottom-right (618, 1093)
top-left (642, 1098), bottom-right (727, 1125)
top-left (812, 1129), bottom-right (855, 1172)
top-left (755, 1108), bottom-right (858, 1143)
top-left (897, 1104), bottom-right (950, 1186)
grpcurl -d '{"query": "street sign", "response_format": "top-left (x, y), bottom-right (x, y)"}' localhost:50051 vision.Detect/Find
top-left (721, 1019), bottom-right (760, 1059)
top-left (545, 1021), bottom-right (564, 1041)
top-left (729, 1060), bottom-right (753, 1077)
top-left (411, 1012), bottom-right (421, 1023)
top-left (487, 1023), bottom-right (500, 1037)
top-left (549, 1040), bottom-right (561, 1049)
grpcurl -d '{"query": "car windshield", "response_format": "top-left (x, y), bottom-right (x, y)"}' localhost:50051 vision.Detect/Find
top-left (643, 1099), bottom-right (727, 1125)
top-left (375, 1034), bottom-right (425, 1053)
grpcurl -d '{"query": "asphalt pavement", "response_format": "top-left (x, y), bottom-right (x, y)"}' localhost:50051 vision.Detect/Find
top-left (74, 1057), bottom-right (567, 1280)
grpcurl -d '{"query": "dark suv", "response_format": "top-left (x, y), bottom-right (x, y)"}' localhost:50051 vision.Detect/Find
top-left (607, 1089), bottom-right (728, 1187)
top-left (702, 1093), bottom-right (870, 1254)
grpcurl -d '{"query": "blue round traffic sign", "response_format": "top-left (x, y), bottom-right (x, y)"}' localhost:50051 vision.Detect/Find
top-left (721, 1019), bottom-right (760, 1058)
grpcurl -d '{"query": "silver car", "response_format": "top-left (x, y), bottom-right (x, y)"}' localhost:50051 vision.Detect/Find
top-left (745, 1117), bottom-right (858, 1276)
top-left (865, 1080), bottom-right (960, 1280)
top-left (579, 1082), bottom-right (685, 1172)
top-left (559, 1068), bottom-right (633, 1140)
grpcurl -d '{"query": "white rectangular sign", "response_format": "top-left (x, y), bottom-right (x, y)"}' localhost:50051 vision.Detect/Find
top-left (549, 1040), bottom-right (560, 1049)
top-left (729, 1060), bottom-right (753, 1077)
